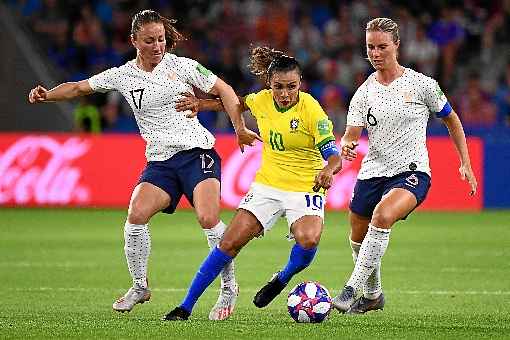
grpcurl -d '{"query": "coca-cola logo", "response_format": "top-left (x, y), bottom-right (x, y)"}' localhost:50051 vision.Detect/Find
top-left (220, 140), bottom-right (368, 208)
top-left (0, 136), bottom-right (91, 205)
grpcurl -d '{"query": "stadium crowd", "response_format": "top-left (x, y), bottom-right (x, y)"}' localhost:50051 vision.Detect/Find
top-left (7, 0), bottom-right (510, 133)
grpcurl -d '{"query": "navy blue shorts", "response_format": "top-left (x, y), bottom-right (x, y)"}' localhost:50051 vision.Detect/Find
top-left (349, 171), bottom-right (431, 218)
top-left (138, 148), bottom-right (221, 214)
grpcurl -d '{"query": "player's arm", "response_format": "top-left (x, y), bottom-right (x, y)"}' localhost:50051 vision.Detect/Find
top-left (208, 78), bottom-right (261, 152)
top-left (175, 93), bottom-right (248, 116)
top-left (28, 80), bottom-right (94, 103)
top-left (313, 137), bottom-right (342, 192)
top-left (340, 125), bottom-right (363, 161)
top-left (440, 109), bottom-right (478, 195)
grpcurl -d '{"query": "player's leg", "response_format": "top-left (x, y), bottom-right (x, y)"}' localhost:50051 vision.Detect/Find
top-left (253, 190), bottom-right (325, 308)
top-left (192, 177), bottom-right (239, 320)
top-left (253, 215), bottom-right (323, 308)
top-left (334, 188), bottom-right (416, 312)
top-left (113, 182), bottom-right (171, 312)
top-left (163, 209), bottom-right (263, 320)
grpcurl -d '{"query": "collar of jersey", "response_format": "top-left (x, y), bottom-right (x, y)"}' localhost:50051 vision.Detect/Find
top-left (273, 95), bottom-right (299, 113)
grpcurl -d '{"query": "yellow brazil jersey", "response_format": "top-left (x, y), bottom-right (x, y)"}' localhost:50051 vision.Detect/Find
top-left (245, 89), bottom-right (336, 193)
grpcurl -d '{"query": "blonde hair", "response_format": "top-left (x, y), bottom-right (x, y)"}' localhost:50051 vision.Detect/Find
top-left (366, 17), bottom-right (400, 44)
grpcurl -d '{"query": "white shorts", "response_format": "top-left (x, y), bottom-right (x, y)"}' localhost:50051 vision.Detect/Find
top-left (238, 183), bottom-right (325, 235)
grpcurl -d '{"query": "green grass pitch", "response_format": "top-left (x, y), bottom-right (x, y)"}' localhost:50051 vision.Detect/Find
top-left (1, 208), bottom-right (509, 339)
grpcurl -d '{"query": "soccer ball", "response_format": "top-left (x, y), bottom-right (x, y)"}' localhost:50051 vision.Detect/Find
top-left (287, 281), bottom-right (332, 323)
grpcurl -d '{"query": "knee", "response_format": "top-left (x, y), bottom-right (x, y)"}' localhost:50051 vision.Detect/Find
top-left (196, 211), bottom-right (219, 229)
top-left (371, 210), bottom-right (395, 228)
top-left (296, 231), bottom-right (321, 249)
top-left (218, 238), bottom-right (241, 257)
top-left (127, 203), bottom-right (151, 225)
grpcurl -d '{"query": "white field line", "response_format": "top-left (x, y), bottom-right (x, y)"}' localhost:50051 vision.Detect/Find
top-left (7, 287), bottom-right (510, 296)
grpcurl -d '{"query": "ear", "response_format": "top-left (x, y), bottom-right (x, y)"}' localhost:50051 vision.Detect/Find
top-left (130, 34), bottom-right (137, 49)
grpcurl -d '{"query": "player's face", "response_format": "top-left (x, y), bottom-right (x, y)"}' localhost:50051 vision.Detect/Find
top-left (269, 70), bottom-right (301, 109)
top-left (132, 22), bottom-right (166, 65)
top-left (366, 31), bottom-right (399, 71)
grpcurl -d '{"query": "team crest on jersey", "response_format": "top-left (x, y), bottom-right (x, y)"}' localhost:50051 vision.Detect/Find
top-left (290, 118), bottom-right (299, 132)
top-left (167, 71), bottom-right (177, 80)
top-left (405, 174), bottom-right (419, 187)
top-left (402, 90), bottom-right (413, 102)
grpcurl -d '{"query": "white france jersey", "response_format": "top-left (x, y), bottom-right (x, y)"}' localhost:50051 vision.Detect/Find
top-left (88, 53), bottom-right (218, 161)
top-left (347, 67), bottom-right (450, 179)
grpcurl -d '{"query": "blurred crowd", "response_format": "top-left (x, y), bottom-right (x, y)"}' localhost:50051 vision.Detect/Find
top-left (7, 0), bottom-right (510, 134)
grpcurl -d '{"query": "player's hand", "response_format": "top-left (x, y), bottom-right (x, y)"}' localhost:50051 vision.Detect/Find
top-left (313, 167), bottom-right (334, 192)
top-left (176, 92), bottom-right (199, 118)
top-left (28, 85), bottom-right (48, 104)
top-left (459, 163), bottom-right (477, 196)
top-left (341, 141), bottom-right (358, 161)
top-left (235, 127), bottom-right (262, 153)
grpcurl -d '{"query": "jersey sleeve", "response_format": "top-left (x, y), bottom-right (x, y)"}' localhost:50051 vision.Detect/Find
top-left (179, 57), bottom-right (218, 93)
top-left (306, 96), bottom-right (335, 146)
top-left (244, 91), bottom-right (264, 120)
top-left (422, 76), bottom-right (452, 118)
top-left (88, 67), bottom-right (120, 93)
top-left (346, 83), bottom-right (367, 126)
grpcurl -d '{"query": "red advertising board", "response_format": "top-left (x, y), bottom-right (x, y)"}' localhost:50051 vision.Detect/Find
top-left (0, 133), bottom-right (483, 210)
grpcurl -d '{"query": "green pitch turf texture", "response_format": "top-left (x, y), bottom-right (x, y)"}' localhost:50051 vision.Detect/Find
top-left (1, 208), bottom-right (509, 339)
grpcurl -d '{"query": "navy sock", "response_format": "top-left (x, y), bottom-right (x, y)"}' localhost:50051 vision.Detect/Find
top-left (180, 246), bottom-right (232, 313)
top-left (277, 243), bottom-right (317, 284)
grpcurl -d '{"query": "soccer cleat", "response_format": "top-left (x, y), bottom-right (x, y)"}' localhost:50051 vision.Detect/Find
top-left (331, 286), bottom-right (356, 313)
top-left (209, 283), bottom-right (239, 320)
top-left (112, 287), bottom-right (151, 312)
top-left (346, 293), bottom-right (385, 314)
top-left (162, 306), bottom-right (190, 321)
top-left (253, 272), bottom-right (287, 308)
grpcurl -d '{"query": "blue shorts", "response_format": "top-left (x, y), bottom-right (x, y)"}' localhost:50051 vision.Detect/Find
top-left (349, 171), bottom-right (431, 218)
top-left (138, 148), bottom-right (221, 214)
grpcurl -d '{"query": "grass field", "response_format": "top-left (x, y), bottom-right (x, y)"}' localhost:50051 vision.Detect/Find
top-left (1, 208), bottom-right (509, 339)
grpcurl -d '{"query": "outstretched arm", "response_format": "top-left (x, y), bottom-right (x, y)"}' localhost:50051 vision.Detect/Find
top-left (28, 80), bottom-right (94, 103)
top-left (441, 110), bottom-right (478, 195)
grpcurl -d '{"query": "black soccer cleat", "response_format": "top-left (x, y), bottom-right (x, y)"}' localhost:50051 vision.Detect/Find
top-left (162, 306), bottom-right (191, 321)
top-left (346, 293), bottom-right (385, 314)
top-left (253, 272), bottom-right (287, 308)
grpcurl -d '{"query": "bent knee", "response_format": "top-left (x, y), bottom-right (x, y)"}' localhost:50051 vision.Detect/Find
top-left (371, 211), bottom-right (396, 228)
top-left (297, 234), bottom-right (321, 249)
top-left (196, 212), bottom-right (219, 229)
top-left (127, 204), bottom-right (152, 225)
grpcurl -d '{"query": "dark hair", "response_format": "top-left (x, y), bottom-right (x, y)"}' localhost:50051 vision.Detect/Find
top-left (131, 9), bottom-right (186, 51)
top-left (249, 46), bottom-right (301, 84)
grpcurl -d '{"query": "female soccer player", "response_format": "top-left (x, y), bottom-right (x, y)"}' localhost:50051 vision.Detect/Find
top-left (162, 46), bottom-right (342, 321)
top-left (332, 17), bottom-right (478, 314)
top-left (28, 9), bottom-right (260, 320)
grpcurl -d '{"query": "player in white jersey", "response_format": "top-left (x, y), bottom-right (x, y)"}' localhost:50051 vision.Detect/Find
top-left (331, 18), bottom-right (478, 314)
top-left (28, 9), bottom-right (260, 321)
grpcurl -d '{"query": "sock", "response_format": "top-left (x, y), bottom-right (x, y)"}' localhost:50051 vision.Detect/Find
top-left (346, 224), bottom-right (390, 293)
top-left (277, 243), bottom-right (317, 284)
top-left (351, 238), bottom-right (382, 299)
top-left (203, 221), bottom-right (236, 288)
top-left (180, 246), bottom-right (232, 313)
top-left (124, 222), bottom-right (151, 289)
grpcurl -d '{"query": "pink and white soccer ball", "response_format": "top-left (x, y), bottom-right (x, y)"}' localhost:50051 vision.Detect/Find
top-left (287, 281), bottom-right (332, 323)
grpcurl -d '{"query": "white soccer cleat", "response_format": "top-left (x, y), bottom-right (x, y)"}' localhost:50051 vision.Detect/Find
top-left (208, 283), bottom-right (239, 321)
top-left (331, 286), bottom-right (356, 313)
top-left (112, 287), bottom-right (151, 313)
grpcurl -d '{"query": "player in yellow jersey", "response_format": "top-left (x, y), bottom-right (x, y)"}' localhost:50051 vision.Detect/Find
top-left (163, 46), bottom-right (342, 321)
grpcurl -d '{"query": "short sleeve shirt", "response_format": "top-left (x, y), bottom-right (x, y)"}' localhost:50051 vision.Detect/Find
top-left (347, 67), bottom-right (450, 179)
top-left (88, 53), bottom-right (218, 161)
